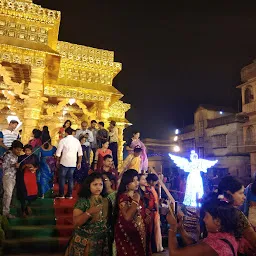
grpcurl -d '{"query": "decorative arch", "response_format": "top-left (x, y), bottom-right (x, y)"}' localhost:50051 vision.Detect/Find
top-left (245, 86), bottom-right (254, 104)
top-left (246, 126), bottom-right (254, 144)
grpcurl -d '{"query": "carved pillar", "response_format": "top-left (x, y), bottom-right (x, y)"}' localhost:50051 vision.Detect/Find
top-left (22, 67), bottom-right (45, 144)
top-left (97, 102), bottom-right (110, 123)
top-left (117, 124), bottom-right (125, 167)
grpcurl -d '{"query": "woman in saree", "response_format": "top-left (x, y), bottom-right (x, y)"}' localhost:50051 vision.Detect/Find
top-left (126, 131), bottom-right (148, 172)
top-left (65, 172), bottom-right (111, 256)
top-left (146, 173), bottom-right (164, 253)
top-left (139, 174), bottom-right (156, 256)
top-left (94, 140), bottom-right (112, 171)
top-left (218, 176), bottom-right (256, 255)
top-left (29, 129), bottom-right (42, 157)
top-left (17, 144), bottom-right (39, 217)
top-left (103, 172), bottom-right (117, 256)
top-left (38, 138), bottom-right (56, 199)
top-left (59, 120), bottom-right (72, 141)
top-left (114, 169), bottom-right (147, 256)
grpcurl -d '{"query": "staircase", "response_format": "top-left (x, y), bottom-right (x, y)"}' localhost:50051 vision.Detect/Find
top-left (3, 185), bottom-right (78, 255)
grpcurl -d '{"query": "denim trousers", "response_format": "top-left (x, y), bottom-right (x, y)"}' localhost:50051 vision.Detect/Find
top-left (59, 165), bottom-right (76, 196)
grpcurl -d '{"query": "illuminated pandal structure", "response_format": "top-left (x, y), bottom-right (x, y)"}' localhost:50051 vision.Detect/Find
top-left (0, 0), bottom-right (130, 165)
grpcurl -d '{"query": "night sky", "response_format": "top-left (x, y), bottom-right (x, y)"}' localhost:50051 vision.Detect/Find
top-left (34, 0), bottom-right (256, 140)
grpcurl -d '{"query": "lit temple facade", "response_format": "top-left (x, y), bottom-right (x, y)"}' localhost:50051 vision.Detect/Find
top-left (0, 0), bottom-right (130, 164)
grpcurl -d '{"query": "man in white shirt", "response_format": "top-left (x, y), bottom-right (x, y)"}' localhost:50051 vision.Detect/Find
top-left (109, 120), bottom-right (118, 168)
top-left (75, 121), bottom-right (93, 165)
top-left (56, 127), bottom-right (83, 199)
top-left (0, 120), bottom-right (20, 151)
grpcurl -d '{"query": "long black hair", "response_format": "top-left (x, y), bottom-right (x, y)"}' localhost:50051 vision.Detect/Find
top-left (113, 169), bottom-right (138, 223)
top-left (63, 120), bottom-right (72, 128)
top-left (79, 173), bottom-right (106, 199)
top-left (102, 171), bottom-right (117, 189)
top-left (201, 192), bottom-right (243, 238)
top-left (42, 126), bottom-right (51, 149)
top-left (218, 175), bottom-right (243, 196)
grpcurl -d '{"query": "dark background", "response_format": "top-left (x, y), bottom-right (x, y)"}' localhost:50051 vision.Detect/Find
top-left (34, 0), bottom-right (256, 139)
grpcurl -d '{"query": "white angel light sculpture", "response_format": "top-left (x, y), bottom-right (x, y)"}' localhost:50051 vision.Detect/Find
top-left (169, 150), bottom-right (218, 207)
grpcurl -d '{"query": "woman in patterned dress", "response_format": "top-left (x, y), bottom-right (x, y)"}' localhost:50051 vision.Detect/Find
top-left (218, 176), bottom-right (256, 255)
top-left (65, 173), bottom-right (111, 256)
top-left (167, 193), bottom-right (243, 256)
top-left (114, 169), bottom-right (147, 256)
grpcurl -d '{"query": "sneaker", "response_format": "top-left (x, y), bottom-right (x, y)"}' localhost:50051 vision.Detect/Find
top-left (65, 195), bottom-right (73, 199)
top-left (56, 195), bottom-right (65, 199)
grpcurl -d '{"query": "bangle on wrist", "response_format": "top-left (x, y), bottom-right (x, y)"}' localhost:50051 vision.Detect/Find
top-left (169, 228), bottom-right (177, 233)
top-left (132, 200), bottom-right (139, 206)
top-left (85, 211), bottom-right (91, 217)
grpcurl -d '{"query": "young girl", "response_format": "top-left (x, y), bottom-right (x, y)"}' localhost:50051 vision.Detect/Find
top-left (114, 169), bottom-right (147, 256)
top-left (17, 144), bottom-right (39, 217)
top-left (65, 173), bottom-right (111, 255)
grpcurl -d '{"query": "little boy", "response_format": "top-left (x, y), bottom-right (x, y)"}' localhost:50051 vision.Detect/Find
top-left (2, 140), bottom-right (23, 218)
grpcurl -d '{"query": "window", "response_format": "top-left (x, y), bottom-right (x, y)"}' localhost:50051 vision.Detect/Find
top-left (182, 139), bottom-right (195, 152)
top-left (198, 147), bottom-right (204, 158)
top-left (246, 126), bottom-right (254, 145)
top-left (245, 86), bottom-right (254, 104)
top-left (212, 134), bottom-right (227, 148)
top-left (198, 121), bottom-right (204, 136)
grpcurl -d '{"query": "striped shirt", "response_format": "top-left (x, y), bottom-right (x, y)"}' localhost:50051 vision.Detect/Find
top-left (2, 129), bottom-right (20, 148)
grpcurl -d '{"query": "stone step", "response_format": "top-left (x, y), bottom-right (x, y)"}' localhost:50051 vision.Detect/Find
top-left (7, 224), bottom-right (73, 239)
top-left (3, 237), bottom-right (69, 254)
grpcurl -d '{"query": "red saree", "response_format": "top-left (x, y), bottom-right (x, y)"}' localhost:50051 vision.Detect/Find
top-left (115, 193), bottom-right (146, 256)
top-left (140, 186), bottom-right (156, 256)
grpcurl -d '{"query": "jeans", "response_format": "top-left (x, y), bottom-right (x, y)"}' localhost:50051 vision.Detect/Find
top-left (91, 148), bottom-right (97, 166)
top-left (59, 165), bottom-right (76, 196)
top-left (109, 142), bottom-right (118, 168)
top-left (84, 146), bottom-right (91, 164)
top-left (2, 175), bottom-right (16, 215)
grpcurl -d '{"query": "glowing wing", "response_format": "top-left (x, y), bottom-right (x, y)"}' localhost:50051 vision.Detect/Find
top-left (168, 154), bottom-right (190, 172)
top-left (197, 159), bottom-right (218, 173)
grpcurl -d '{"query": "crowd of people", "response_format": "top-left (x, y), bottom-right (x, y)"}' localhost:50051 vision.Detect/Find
top-left (0, 119), bottom-right (256, 255)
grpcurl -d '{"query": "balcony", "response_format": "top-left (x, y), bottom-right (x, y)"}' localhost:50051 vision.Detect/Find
top-left (242, 101), bottom-right (256, 114)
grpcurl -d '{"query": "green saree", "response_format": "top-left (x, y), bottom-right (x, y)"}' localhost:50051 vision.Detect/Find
top-left (65, 196), bottom-right (111, 256)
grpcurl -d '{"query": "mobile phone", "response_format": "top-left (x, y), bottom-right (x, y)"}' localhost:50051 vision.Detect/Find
top-left (174, 201), bottom-right (178, 216)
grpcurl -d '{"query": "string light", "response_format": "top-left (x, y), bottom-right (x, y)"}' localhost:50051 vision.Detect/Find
top-left (68, 98), bottom-right (76, 105)
top-left (169, 150), bottom-right (218, 207)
